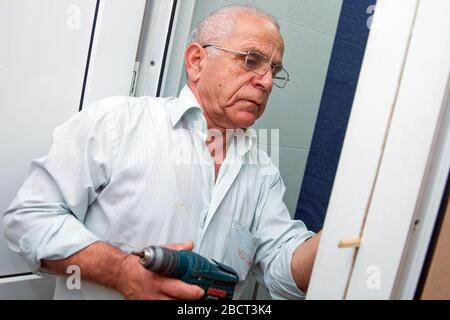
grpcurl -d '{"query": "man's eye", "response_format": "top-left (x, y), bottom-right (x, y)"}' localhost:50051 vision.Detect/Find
top-left (245, 54), bottom-right (261, 69)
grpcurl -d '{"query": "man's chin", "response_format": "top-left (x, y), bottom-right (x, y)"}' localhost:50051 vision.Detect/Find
top-left (232, 113), bottom-right (257, 128)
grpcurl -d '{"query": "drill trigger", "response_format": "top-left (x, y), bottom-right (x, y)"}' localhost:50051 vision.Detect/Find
top-left (212, 259), bottom-right (240, 282)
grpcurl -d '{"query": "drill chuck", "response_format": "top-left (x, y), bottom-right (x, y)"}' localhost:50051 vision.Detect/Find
top-left (138, 246), bottom-right (181, 277)
top-left (134, 245), bottom-right (239, 300)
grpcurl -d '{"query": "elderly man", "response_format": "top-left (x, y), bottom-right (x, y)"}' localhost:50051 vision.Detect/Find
top-left (3, 5), bottom-right (320, 300)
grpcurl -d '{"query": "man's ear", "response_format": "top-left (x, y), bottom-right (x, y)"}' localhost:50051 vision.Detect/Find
top-left (185, 43), bottom-right (206, 82)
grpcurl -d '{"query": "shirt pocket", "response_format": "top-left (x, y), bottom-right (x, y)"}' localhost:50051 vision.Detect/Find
top-left (222, 220), bottom-right (259, 282)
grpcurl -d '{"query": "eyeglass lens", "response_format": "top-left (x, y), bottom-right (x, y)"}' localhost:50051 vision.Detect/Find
top-left (244, 51), bottom-right (288, 88)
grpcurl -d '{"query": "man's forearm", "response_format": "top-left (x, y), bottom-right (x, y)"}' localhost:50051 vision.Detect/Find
top-left (41, 241), bottom-right (128, 292)
top-left (40, 240), bottom-right (205, 300)
top-left (291, 231), bottom-right (321, 293)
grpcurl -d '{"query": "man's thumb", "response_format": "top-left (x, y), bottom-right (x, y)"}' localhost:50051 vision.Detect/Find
top-left (162, 240), bottom-right (194, 251)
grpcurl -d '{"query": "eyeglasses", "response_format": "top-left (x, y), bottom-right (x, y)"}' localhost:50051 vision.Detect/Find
top-left (202, 44), bottom-right (290, 89)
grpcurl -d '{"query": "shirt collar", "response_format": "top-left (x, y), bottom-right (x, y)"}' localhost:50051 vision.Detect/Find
top-left (170, 84), bottom-right (202, 128)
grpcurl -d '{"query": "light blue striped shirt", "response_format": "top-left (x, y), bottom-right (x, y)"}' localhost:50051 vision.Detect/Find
top-left (3, 85), bottom-right (314, 299)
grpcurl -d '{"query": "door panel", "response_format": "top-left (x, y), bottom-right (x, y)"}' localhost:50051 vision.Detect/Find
top-left (0, 0), bottom-right (146, 299)
top-left (0, 0), bottom-right (97, 277)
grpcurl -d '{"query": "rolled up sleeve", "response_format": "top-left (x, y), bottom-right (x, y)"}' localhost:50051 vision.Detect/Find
top-left (3, 100), bottom-right (117, 274)
top-left (253, 171), bottom-right (315, 300)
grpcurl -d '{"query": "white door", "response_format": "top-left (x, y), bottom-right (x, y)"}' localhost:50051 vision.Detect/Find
top-left (308, 0), bottom-right (450, 299)
top-left (0, 0), bottom-right (145, 298)
top-left (346, 0), bottom-right (450, 299)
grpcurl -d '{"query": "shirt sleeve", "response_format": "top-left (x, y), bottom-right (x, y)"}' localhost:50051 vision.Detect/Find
top-left (3, 100), bottom-right (118, 274)
top-left (252, 168), bottom-right (315, 300)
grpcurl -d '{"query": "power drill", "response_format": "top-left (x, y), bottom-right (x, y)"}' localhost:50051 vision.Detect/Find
top-left (132, 246), bottom-right (239, 300)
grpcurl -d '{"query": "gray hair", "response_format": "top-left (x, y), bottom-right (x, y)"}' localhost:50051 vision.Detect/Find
top-left (188, 4), bottom-right (280, 45)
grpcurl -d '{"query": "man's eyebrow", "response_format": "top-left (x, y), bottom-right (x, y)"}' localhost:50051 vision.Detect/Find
top-left (243, 46), bottom-right (283, 65)
top-left (273, 59), bottom-right (283, 67)
top-left (243, 46), bottom-right (270, 57)
top-left (270, 56), bottom-right (284, 68)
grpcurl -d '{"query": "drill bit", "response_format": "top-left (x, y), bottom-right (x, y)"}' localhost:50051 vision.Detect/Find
top-left (131, 251), bottom-right (145, 258)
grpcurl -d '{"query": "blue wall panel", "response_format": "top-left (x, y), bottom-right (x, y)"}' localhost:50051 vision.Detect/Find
top-left (295, 0), bottom-right (377, 232)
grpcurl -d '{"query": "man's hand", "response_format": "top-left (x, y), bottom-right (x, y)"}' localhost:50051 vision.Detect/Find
top-left (115, 241), bottom-right (205, 300)
top-left (41, 240), bottom-right (204, 300)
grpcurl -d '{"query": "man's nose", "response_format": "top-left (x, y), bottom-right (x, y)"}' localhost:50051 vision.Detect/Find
top-left (253, 69), bottom-right (273, 91)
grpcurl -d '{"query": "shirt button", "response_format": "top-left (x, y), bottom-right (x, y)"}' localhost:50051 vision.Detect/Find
top-left (175, 200), bottom-right (185, 208)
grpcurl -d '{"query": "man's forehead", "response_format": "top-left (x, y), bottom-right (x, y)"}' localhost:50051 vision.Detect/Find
top-left (227, 13), bottom-right (285, 62)
top-left (233, 28), bottom-right (284, 47)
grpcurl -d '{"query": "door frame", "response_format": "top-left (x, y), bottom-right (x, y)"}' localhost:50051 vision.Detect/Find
top-left (82, 0), bottom-right (146, 106)
top-left (134, 0), bottom-right (181, 97)
top-left (308, 0), bottom-right (450, 299)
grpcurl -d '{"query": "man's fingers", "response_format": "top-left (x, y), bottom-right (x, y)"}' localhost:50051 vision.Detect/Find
top-left (162, 240), bottom-right (194, 251)
top-left (160, 278), bottom-right (204, 300)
